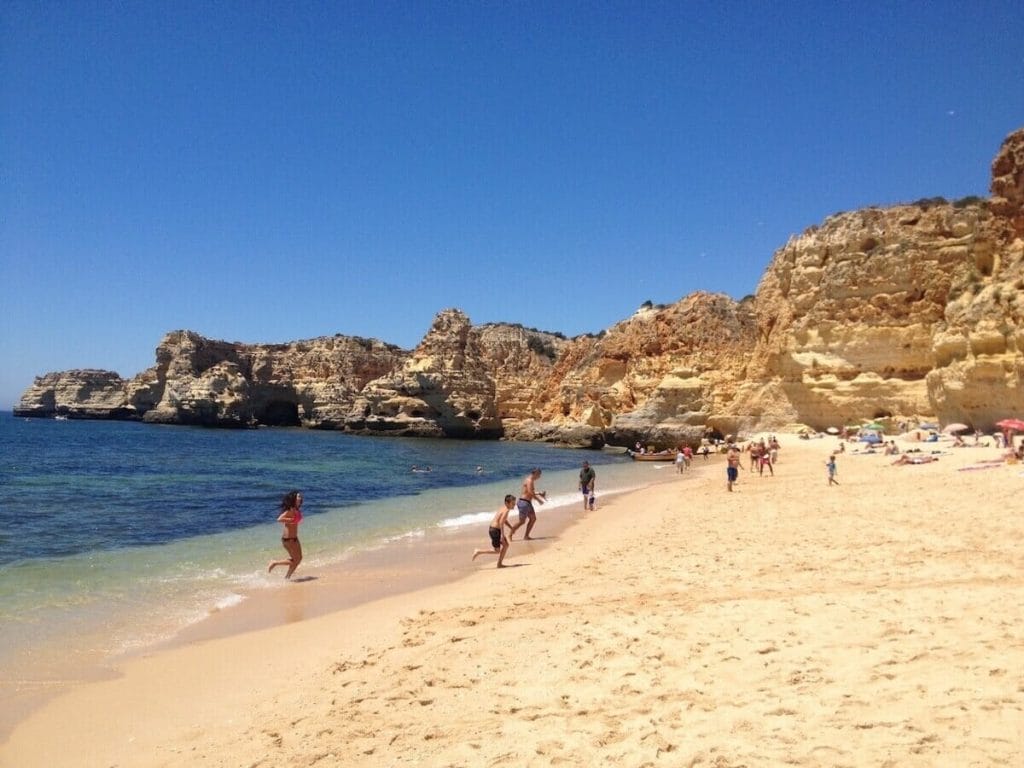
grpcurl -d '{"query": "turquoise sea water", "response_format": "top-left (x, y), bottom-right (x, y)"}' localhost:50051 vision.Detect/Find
top-left (0, 412), bottom-right (676, 696)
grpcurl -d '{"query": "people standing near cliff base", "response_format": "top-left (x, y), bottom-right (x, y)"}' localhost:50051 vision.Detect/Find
top-left (472, 495), bottom-right (515, 567)
top-left (509, 468), bottom-right (546, 540)
top-left (268, 490), bottom-right (304, 579)
top-left (579, 461), bottom-right (596, 510)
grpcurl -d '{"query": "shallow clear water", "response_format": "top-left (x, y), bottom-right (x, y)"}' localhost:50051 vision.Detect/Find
top-left (0, 412), bottom-right (662, 673)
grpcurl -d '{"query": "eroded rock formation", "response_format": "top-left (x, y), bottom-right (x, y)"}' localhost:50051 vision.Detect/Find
top-left (16, 127), bottom-right (1024, 443)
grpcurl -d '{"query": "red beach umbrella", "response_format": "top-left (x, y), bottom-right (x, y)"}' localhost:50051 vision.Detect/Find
top-left (995, 418), bottom-right (1024, 431)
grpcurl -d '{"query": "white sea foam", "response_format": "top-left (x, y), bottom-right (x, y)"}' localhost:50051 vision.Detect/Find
top-left (384, 528), bottom-right (426, 542)
top-left (438, 510), bottom-right (492, 528)
top-left (213, 592), bottom-right (246, 611)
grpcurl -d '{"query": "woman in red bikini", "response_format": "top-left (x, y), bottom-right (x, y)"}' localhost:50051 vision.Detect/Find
top-left (268, 490), bottom-right (303, 579)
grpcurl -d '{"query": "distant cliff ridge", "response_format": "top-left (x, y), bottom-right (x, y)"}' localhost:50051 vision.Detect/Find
top-left (16, 127), bottom-right (1024, 444)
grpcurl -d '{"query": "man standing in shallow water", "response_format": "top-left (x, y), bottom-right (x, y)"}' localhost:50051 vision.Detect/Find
top-left (579, 461), bottom-right (596, 510)
top-left (508, 467), bottom-right (546, 540)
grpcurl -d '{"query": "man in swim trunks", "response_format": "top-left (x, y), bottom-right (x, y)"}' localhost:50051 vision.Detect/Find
top-left (472, 494), bottom-right (516, 567)
top-left (726, 444), bottom-right (745, 492)
top-left (579, 461), bottom-right (596, 510)
top-left (508, 467), bottom-right (546, 540)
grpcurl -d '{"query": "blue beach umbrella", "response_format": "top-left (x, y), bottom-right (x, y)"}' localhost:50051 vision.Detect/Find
top-left (858, 433), bottom-right (882, 444)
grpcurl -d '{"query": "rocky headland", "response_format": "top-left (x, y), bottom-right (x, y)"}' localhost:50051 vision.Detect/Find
top-left (16, 128), bottom-right (1024, 446)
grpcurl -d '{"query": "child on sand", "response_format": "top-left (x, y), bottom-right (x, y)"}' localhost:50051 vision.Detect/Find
top-left (472, 494), bottom-right (516, 568)
top-left (827, 455), bottom-right (839, 485)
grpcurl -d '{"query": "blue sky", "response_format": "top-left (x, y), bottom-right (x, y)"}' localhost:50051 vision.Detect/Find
top-left (2, 1), bottom-right (1022, 408)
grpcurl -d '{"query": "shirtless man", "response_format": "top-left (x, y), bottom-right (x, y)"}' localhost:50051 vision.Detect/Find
top-left (726, 444), bottom-right (745, 492)
top-left (508, 467), bottom-right (546, 540)
top-left (472, 494), bottom-right (516, 567)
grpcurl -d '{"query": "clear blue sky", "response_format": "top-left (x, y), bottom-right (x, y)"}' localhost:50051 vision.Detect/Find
top-left (2, 1), bottom-right (1022, 408)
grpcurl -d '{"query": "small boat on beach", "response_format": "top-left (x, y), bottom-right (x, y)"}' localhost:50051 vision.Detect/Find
top-left (628, 451), bottom-right (678, 462)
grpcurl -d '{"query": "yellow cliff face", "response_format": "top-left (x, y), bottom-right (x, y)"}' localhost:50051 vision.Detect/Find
top-left (514, 292), bottom-right (758, 445)
top-left (521, 128), bottom-right (1024, 437)
top-left (15, 128), bottom-right (1024, 440)
top-left (731, 200), bottom-right (1005, 429)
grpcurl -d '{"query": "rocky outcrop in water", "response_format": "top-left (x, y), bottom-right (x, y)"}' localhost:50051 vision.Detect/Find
top-left (16, 127), bottom-right (1024, 443)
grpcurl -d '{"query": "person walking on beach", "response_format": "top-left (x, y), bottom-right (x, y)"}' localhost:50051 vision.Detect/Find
top-left (726, 445), bottom-right (744, 492)
top-left (827, 454), bottom-right (839, 485)
top-left (472, 494), bottom-right (516, 567)
top-left (758, 440), bottom-right (774, 477)
top-left (508, 468), bottom-right (546, 540)
top-left (579, 461), bottom-right (596, 510)
top-left (268, 490), bottom-right (304, 579)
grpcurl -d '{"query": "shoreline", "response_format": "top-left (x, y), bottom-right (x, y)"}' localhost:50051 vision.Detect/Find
top-left (0, 460), bottom-right (688, 744)
top-left (4, 439), bottom-right (1022, 765)
top-left (163, 472), bottom-right (673, 649)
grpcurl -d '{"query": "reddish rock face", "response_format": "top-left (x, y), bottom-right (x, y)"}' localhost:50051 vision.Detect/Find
top-left (16, 127), bottom-right (1024, 440)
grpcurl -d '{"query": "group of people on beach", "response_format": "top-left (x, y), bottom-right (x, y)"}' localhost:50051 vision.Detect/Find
top-left (471, 462), bottom-right (596, 568)
top-left (724, 437), bottom-right (781, 490)
top-left (267, 462), bottom-right (599, 578)
top-left (267, 427), bottom-right (1021, 578)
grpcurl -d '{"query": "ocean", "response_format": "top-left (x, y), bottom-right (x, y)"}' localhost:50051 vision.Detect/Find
top-left (0, 411), bottom-right (679, 727)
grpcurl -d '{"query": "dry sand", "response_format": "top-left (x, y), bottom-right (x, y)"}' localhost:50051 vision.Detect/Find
top-left (2, 437), bottom-right (1023, 767)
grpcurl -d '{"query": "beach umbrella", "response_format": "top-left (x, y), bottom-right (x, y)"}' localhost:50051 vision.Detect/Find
top-left (941, 423), bottom-right (970, 434)
top-left (918, 422), bottom-right (939, 430)
top-left (825, 427), bottom-right (840, 435)
top-left (995, 418), bottom-right (1024, 431)
top-left (862, 422), bottom-right (886, 431)
top-left (858, 433), bottom-right (882, 444)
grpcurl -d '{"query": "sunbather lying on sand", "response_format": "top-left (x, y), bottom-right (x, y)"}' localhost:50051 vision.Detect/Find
top-left (892, 454), bottom-right (939, 466)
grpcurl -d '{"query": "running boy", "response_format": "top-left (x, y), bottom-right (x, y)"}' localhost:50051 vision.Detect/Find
top-left (472, 494), bottom-right (516, 567)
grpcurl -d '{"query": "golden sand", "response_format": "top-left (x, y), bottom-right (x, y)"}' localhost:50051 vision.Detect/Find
top-left (3, 437), bottom-right (1022, 766)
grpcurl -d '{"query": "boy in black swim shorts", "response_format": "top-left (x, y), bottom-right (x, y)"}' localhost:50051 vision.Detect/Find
top-left (472, 494), bottom-right (516, 568)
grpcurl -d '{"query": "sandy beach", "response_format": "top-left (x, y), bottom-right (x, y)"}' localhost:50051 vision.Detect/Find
top-left (3, 436), bottom-right (1023, 767)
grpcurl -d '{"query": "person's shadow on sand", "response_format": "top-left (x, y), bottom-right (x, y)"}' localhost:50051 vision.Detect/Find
top-left (290, 576), bottom-right (318, 583)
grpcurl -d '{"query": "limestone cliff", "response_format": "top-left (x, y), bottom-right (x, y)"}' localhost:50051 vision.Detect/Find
top-left (14, 370), bottom-right (140, 419)
top-left (512, 293), bottom-right (758, 446)
top-left (730, 201), bottom-right (1000, 430)
top-left (726, 128), bottom-right (1024, 433)
top-left (16, 127), bottom-right (1024, 442)
top-left (342, 309), bottom-right (502, 437)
